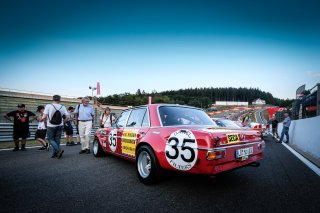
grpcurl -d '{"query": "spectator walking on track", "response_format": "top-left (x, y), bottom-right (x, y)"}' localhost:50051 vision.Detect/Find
top-left (4, 104), bottom-right (36, 151)
top-left (271, 116), bottom-right (279, 139)
top-left (74, 97), bottom-right (95, 154)
top-left (278, 112), bottom-right (291, 143)
top-left (43, 95), bottom-right (69, 159)
top-left (35, 106), bottom-right (49, 150)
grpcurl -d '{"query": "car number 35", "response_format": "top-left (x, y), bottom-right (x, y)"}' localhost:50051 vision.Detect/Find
top-left (108, 129), bottom-right (117, 152)
top-left (165, 130), bottom-right (198, 171)
top-left (166, 137), bottom-right (195, 162)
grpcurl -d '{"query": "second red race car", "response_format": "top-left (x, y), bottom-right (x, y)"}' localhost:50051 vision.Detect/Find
top-left (93, 104), bottom-right (265, 184)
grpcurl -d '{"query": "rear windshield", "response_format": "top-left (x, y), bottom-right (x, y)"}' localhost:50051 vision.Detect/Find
top-left (159, 106), bottom-right (216, 126)
top-left (215, 119), bottom-right (241, 129)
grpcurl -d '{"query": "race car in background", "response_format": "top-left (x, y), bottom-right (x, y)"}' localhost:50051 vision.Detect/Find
top-left (211, 117), bottom-right (242, 129)
top-left (249, 122), bottom-right (270, 138)
top-left (93, 104), bottom-right (265, 184)
top-left (212, 117), bottom-right (269, 138)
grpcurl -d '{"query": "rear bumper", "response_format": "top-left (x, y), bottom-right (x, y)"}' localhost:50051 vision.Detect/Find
top-left (209, 153), bottom-right (263, 174)
top-left (191, 141), bottom-right (265, 175)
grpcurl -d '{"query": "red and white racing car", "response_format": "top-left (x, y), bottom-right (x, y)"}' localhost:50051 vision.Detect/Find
top-left (93, 104), bottom-right (265, 184)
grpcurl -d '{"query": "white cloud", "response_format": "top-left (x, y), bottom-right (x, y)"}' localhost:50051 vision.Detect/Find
top-left (306, 71), bottom-right (320, 77)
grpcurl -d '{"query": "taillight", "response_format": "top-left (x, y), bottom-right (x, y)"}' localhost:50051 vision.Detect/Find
top-left (207, 149), bottom-right (226, 160)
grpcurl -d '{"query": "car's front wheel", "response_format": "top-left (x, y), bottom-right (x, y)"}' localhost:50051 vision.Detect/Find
top-left (93, 137), bottom-right (105, 157)
top-left (136, 145), bottom-right (162, 184)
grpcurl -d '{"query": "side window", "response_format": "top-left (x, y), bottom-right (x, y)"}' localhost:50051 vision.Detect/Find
top-left (126, 108), bottom-right (147, 127)
top-left (116, 110), bottom-right (131, 127)
top-left (141, 110), bottom-right (150, 127)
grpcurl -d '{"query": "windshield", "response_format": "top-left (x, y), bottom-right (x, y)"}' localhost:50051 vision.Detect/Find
top-left (215, 119), bottom-right (241, 129)
top-left (159, 106), bottom-right (216, 126)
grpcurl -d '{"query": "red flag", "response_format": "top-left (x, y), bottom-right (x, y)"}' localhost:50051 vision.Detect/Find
top-left (97, 82), bottom-right (101, 96)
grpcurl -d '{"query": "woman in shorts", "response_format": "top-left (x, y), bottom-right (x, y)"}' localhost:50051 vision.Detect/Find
top-left (35, 106), bottom-right (49, 150)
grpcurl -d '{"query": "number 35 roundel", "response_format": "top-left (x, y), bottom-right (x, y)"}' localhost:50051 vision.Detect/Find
top-left (165, 129), bottom-right (198, 171)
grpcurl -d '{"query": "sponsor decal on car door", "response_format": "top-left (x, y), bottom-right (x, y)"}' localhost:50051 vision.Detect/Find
top-left (121, 129), bottom-right (138, 157)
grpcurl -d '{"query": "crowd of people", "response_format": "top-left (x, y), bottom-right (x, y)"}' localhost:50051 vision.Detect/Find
top-left (3, 95), bottom-right (115, 159)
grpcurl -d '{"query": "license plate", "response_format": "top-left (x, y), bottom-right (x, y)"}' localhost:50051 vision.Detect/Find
top-left (236, 147), bottom-right (253, 158)
top-left (226, 133), bottom-right (240, 144)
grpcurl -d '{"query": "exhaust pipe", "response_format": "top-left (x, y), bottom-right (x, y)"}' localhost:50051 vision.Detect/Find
top-left (248, 162), bottom-right (260, 167)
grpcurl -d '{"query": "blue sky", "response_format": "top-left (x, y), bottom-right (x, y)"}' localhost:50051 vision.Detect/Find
top-left (1, 0), bottom-right (320, 99)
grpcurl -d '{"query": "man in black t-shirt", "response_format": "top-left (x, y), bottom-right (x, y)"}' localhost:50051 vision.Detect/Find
top-left (271, 116), bottom-right (279, 138)
top-left (4, 104), bottom-right (36, 151)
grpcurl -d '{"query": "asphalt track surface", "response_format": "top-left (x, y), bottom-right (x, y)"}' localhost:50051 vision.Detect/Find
top-left (1, 135), bottom-right (319, 213)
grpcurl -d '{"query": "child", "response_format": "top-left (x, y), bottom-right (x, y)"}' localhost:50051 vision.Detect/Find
top-left (35, 106), bottom-right (49, 150)
top-left (65, 106), bottom-right (76, 146)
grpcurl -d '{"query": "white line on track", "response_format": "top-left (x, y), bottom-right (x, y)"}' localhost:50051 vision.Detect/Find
top-left (273, 135), bottom-right (320, 176)
top-left (281, 142), bottom-right (320, 176)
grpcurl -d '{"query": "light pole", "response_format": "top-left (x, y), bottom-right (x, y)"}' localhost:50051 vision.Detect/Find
top-left (89, 86), bottom-right (97, 100)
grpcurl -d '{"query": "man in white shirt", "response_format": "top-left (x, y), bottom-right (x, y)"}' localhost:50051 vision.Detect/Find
top-left (43, 95), bottom-right (69, 159)
top-left (74, 97), bottom-right (95, 154)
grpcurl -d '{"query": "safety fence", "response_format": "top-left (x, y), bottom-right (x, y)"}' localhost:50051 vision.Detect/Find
top-left (0, 123), bottom-right (98, 142)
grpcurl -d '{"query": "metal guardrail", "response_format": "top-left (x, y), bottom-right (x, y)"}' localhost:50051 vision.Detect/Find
top-left (0, 87), bottom-right (79, 100)
top-left (0, 123), bottom-right (98, 142)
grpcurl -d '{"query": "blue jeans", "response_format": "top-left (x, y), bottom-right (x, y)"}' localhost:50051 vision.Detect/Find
top-left (47, 126), bottom-right (63, 155)
top-left (279, 127), bottom-right (289, 143)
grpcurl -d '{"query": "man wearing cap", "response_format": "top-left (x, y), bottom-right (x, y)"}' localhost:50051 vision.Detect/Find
top-left (4, 104), bottom-right (36, 151)
top-left (43, 95), bottom-right (69, 159)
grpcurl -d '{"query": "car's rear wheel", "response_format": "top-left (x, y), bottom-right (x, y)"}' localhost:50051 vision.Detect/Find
top-left (93, 137), bottom-right (105, 157)
top-left (136, 145), bottom-right (162, 184)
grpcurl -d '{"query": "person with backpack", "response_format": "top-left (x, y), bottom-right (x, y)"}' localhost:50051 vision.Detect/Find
top-left (74, 97), bottom-right (95, 154)
top-left (43, 95), bottom-right (69, 159)
top-left (99, 107), bottom-right (116, 128)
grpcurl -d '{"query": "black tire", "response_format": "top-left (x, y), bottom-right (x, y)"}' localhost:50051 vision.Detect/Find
top-left (136, 145), bottom-right (163, 185)
top-left (93, 137), bottom-right (105, 157)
